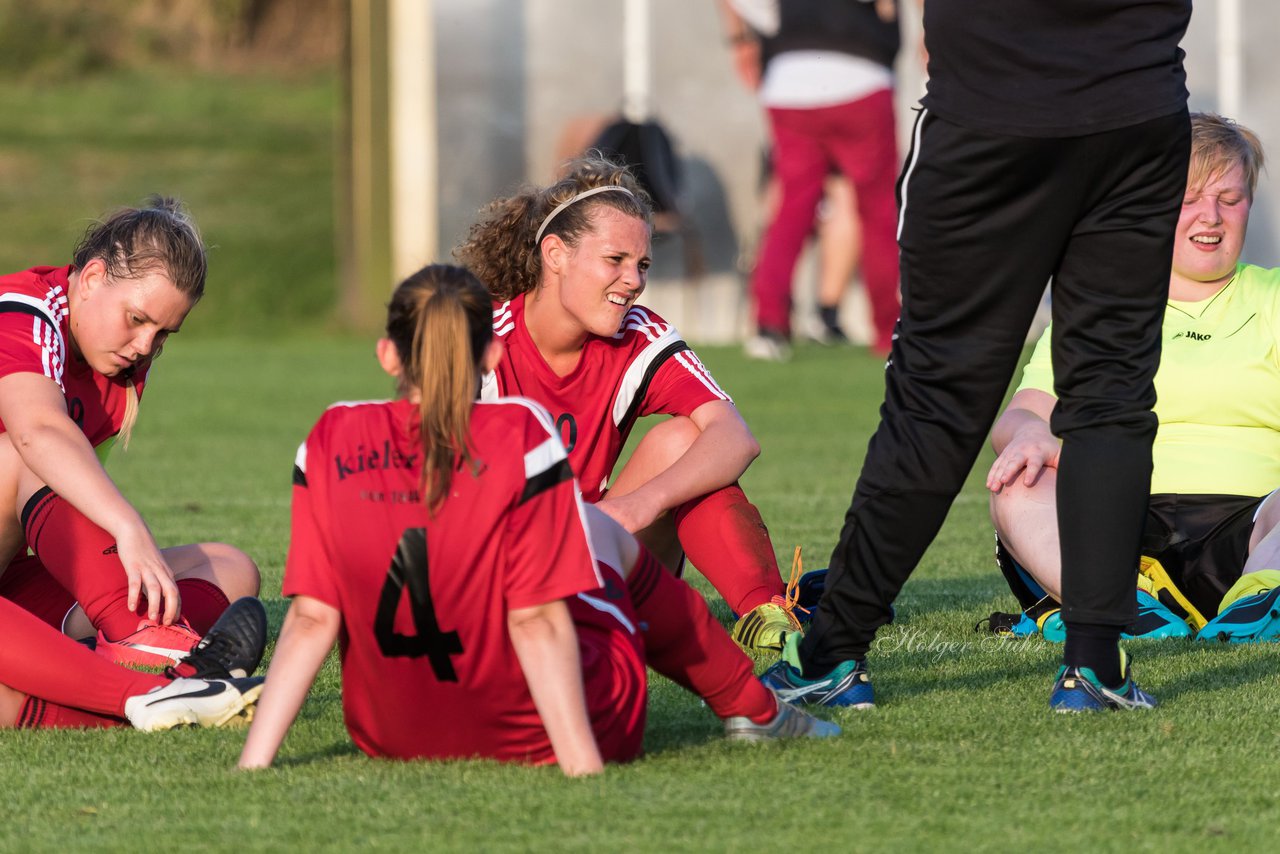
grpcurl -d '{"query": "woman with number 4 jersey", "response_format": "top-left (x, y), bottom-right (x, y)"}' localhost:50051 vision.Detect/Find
top-left (239, 265), bottom-right (836, 774)
top-left (457, 157), bottom-right (800, 653)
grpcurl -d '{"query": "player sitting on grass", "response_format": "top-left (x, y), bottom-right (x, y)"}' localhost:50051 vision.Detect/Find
top-left (0, 594), bottom-right (266, 731)
top-left (454, 158), bottom-right (801, 653)
top-left (238, 265), bottom-right (837, 775)
top-left (988, 113), bottom-right (1280, 673)
top-left (0, 197), bottom-right (261, 667)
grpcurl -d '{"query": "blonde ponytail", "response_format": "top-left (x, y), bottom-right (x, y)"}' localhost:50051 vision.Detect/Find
top-left (412, 290), bottom-right (480, 509)
top-left (117, 380), bottom-right (139, 451)
top-left (384, 265), bottom-right (493, 513)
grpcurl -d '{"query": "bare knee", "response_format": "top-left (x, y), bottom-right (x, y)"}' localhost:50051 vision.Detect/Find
top-left (1250, 491), bottom-right (1280, 552)
top-left (174, 542), bottom-right (261, 599)
top-left (213, 544), bottom-right (261, 598)
top-left (989, 472), bottom-right (1057, 537)
top-left (583, 505), bottom-right (640, 577)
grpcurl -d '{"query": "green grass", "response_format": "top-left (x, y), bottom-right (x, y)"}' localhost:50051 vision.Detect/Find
top-left (1, 338), bottom-right (1273, 851)
top-left (0, 63), bottom-right (1269, 853)
top-left (0, 70), bottom-right (337, 336)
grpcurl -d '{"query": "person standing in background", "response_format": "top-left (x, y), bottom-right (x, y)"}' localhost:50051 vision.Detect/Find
top-left (722, 0), bottom-right (902, 360)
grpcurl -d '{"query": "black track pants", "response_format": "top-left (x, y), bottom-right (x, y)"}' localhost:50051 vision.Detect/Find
top-left (801, 109), bottom-right (1191, 670)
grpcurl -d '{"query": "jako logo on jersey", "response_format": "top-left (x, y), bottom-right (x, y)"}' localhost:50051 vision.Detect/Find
top-left (1172, 330), bottom-right (1211, 342)
top-left (334, 441), bottom-right (418, 480)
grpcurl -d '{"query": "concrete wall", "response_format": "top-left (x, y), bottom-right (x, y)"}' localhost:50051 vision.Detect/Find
top-left (1184, 0), bottom-right (1280, 269)
top-left (432, 1), bottom-right (1278, 343)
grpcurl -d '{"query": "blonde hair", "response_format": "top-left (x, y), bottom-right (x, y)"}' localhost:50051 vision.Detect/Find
top-left (117, 382), bottom-right (140, 451)
top-left (384, 265), bottom-right (493, 511)
top-left (75, 195), bottom-right (205, 451)
top-left (1188, 112), bottom-right (1266, 198)
top-left (455, 155), bottom-right (653, 301)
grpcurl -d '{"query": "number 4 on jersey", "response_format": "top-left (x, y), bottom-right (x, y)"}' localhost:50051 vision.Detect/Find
top-left (373, 527), bottom-right (463, 681)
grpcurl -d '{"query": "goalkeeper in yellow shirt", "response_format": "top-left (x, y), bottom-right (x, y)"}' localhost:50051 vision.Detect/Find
top-left (989, 113), bottom-right (1280, 644)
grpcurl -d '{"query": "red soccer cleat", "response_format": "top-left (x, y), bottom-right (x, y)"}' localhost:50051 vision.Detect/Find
top-left (96, 619), bottom-right (201, 669)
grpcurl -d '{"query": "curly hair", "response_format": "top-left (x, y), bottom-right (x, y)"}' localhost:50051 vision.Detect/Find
top-left (455, 155), bottom-right (654, 301)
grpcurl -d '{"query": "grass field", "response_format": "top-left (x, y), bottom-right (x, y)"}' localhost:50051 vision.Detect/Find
top-left (0, 338), bottom-right (1271, 852)
top-left (0, 70), bottom-right (337, 336)
top-left (0, 66), bottom-right (1275, 853)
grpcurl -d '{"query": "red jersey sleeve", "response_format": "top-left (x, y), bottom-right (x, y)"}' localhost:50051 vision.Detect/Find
top-left (498, 401), bottom-right (602, 611)
top-left (282, 437), bottom-right (343, 608)
top-left (637, 344), bottom-right (731, 419)
top-left (0, 301), bottom-right (65, 389)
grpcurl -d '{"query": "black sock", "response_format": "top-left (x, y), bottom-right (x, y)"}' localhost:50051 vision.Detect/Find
top-left (818, 305), bottom-right (841, 331)
top-left (1062, 621), bottom-right (1123, 687)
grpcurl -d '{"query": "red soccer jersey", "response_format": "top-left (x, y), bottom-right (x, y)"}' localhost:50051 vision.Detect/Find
top-left (284, 396), bottom-right (614, 763)
top-left (0, 266), bottom-right (148, 449)
top-left (483, 294), bottom-right (729, 501)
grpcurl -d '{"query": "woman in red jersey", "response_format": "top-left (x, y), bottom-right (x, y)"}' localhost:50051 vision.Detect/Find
top-left (239, 265), bottom-right (835, 774)
top-left (0, 197), bottom-right (259, 665)
top-left (455, 158), bottom-right (799, 653)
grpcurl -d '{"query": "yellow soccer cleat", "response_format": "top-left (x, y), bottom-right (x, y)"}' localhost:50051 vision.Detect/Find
top-left (732, 596), bottom-right (802, 652)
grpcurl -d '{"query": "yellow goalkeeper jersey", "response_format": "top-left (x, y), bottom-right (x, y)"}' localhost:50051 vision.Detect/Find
top-left (1017, 263), bottom-right (1280, 497)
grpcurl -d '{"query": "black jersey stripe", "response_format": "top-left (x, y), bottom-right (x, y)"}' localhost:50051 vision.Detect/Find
top-left (0, 302), bottom-right (50, 320)
top-left (519, 458), bottom-right (572, 504)
top-left (292, 464), bottom-right (308, 487)
top-left (617, 340), bottom-right (689, 434)
top-left (0, 300), bottom-right (57, 325)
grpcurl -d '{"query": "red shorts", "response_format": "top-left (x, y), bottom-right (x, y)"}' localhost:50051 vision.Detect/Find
top-left (0, 554), bottom-right (76, 630)
top-left (570, 566), bottom-right (647, 764)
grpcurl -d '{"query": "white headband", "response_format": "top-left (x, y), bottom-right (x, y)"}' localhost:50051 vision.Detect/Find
top-left (534, 185), bottom-right (636, 246)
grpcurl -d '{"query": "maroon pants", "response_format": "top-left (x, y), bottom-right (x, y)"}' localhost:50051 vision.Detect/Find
top-left (750, 88), bottom-right (900, 349)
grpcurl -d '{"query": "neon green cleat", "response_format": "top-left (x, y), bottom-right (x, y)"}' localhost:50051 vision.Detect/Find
top-left (731, 596), bottom-right (802, 653)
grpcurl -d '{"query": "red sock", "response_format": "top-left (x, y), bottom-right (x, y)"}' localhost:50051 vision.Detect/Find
top-left (0, 597), bottom-right (165, 718)
top-left (18, 697), bottom-right (121, 729)
top-left (627, 547), bottom-right (776, 723)
top-left (673, 484), bottom-right (784, 615)
top-left (21, 489), bottom-right (228, 638)
top-left (176, 578), bottom-right (230, 634)
top-left (22, 488), bottom-right (140, 640)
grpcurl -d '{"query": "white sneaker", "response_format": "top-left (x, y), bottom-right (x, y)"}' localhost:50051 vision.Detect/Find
top-left (743, 333), bottom-right (792, 362)
top-left (124, 677), bottom-right (264, 732)
top-left (723, 688), bottom-right (842, 741)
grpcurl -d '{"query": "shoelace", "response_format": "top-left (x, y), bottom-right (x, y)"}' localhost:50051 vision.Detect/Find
top-left (775, 546), bottom-right (809, 627)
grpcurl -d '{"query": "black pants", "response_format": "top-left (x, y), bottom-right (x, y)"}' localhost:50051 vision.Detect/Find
top-left (801, 109), bottom-right (1192, 670)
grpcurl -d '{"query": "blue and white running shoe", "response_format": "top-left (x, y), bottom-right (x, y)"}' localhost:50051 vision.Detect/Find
top-left (1049, 652), bottom-right (1156, 712)
top-left (761, 658), bottom-right (874, 709)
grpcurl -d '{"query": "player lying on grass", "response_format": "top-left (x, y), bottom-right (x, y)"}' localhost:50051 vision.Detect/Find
top-left (989, 113), bottom-right (1280, 650)
top-left (0, 594), bottom-right (266, 731)
top-left (238, 265), bottom-right (837, 775)
top-left (0, 197), bottom-right (260, 666)
top-left (454, 157), bottom-right (801, 653)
